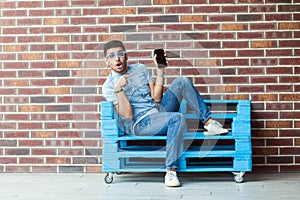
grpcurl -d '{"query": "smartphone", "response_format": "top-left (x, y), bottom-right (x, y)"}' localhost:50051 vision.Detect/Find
top-left (154, 49), bottom-right (168, 68)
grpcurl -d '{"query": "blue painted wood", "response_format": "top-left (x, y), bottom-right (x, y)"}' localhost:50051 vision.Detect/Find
top-left (100, 99), bottom-right (252, 176)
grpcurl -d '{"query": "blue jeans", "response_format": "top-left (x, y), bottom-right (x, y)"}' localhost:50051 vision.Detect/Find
top-left (134, 77), bottom-right (212, 169)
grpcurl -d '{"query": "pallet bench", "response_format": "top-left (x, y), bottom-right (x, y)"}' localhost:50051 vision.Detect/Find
top-left (100, 100), bottom-right (252, 184)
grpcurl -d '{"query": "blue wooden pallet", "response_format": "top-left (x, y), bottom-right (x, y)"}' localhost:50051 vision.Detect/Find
top-left (100, 100), bottom-right (252, 183)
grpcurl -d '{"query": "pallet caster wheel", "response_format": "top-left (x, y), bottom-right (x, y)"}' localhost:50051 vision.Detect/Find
top-left (104, 173), bottom-right (114, 184)
top-left (233, 172), bottom-right (245, 183)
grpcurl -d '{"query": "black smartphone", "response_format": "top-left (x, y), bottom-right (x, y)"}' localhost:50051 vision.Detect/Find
top-left (154, 49), bottom-right (167, 68)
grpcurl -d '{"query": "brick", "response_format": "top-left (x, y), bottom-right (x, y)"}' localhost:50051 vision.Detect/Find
top-left (19, 53), bottom-right (43, 61)
top-left (266, 102), bottom-right (293, 110)
top-left (3, 45), bottom-right (27, 52)
top-left (280, 112), bottom-right (300, 119)
top-left (46, 87), bottom-right (70, 95)
top-left (31, 97), bottom-right (55, 103)
top-left (266, 14), bottom-right (292, 21)
top-left (17, 1), bottom-right (42, 8)
top-left (223, 59), bottom-right (249, 66)
top-left (209, 15), bottom-right (235, 22)
top-left (209, 32), bottom-right (235, 39)
top-left (45, 122), bottom-right (70, 129)
top-left (223, 76), bottom-right (249, 84)
top-left (44, 0), bottom-right (69, 7)
top-left (210, 85), bottom-right (236, 93)
top-left (267, 156), bottom-right (293, 164)
top-left (266, 121), bottom-right (293, 129)
top-left (280, 76), bottom-right (300, 83)
top-left (251, 94), bottom-right (278, 101)
top-left (32, 131), bottom-right (56, 138)
top-left (238, 50), bottom-right (264, 57)
top-left (125, 16), bottom-right (150, 23)
top-left (19, 157), bottom-right (44, 164)
top-left (279, 22), bottom-right (300, 30)
top-left (58, 61), bottom-right (82, 68)
top-left (237, 14), bottom-right (263, 21)
top-left (73, 70), bottom-right (98, 77)
top-left (153, 15), bottom-right (179, 23)
top-left (46, 157), bottom-right (71, 164)
top-left (111, 7), bottom-right (136, 15)
top-left (0, 1), bottom-right (16, 9)
top-left (30, 79), bottom-right (55, 86)
top-left (46, 70), bottom-right (70, 77)
top-left (252, 147), bottom-right (278, 156)
top-left (251, 40), bottom-right (274, 48)
top-left (181, 15), bottom-right (205, 22)
top-left (280, 58), bottom-right (300, 65)
top-left (86, 166), bottom-right (102, 173)
top-left (19, 123), bottom-right (43, 129)
top-left (72, 0), bottom-right (96, 6)
top-left (266, 85), bottom-right (293, 92)
top-left (44, 18), bottom-right (67, 25)
top-left (5, 148), bottom-right (30, 155)
top-left (194, 6), bottom-right (219, 13)
top-left (238, 85), bottom-right (264, 93)
top-left (71, 17), bottom-right (96, 25)
top-left (266, 49), bottom-right (292, 57)
top-left (32, 149), bottom-right (57, 155)
top-left (266, 31), bottom-right (292, 39)
top-left (5, 80), bottom-right (28, 87)
top-left (29, 10), bottom-right (54, 16)
top-left (19, 140), bottom-right (43, 147)
top-left (0, 157), bottom-right (17, 164)
top-left (278, 5), bottom-right (300, 12)
top-left (6, 166), bottom-right (31, 173)
top-left (83, 8), bottom-right (108, 15)
top-left (19, 105), bottom-right (43, 112)
top-left (5, 114), bottom-right (29, 121)
top-left (250, 5), bottom-right (276, 13)
top-left (45, 36), bottom-right (69, 43)
top-left (154, 0), bottom-right (178, 4)
top-left (59, 166), bottom-right (84, 173)
top-left (238, 68), bottom-right (263, 75)
top-left (45, 105), bottom-right (70, 112)
top-left (222, 23), bottom-right (246, 31)
top-left (166, 6), bottom-right (192, 13)
top-left (18, 88), bottom-right (43, 95)
top-left (280, 148), bottom-right (300, 155)
top-left (18, 18), bottom-right (42, 26)
top-left (32, 166), bottom-right (57, 173)
top-left (279, 40), bottom-right (300, 47)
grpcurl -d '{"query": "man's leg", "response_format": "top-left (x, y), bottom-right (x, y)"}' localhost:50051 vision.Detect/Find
top-left (160, 77), bottom-right (211, 123)
top-left (134, 112), bottom-right (184, 187)
top-left (160, 77), bottom-right (228, 135)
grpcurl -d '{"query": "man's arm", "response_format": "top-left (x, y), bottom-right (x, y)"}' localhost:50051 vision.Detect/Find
top-left (114, 75), bottom-right (133, 119)
top-left (150, 68), bottom-right (165, 103)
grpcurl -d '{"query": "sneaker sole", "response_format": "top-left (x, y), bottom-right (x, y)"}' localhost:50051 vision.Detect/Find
top-left (203, 131), bottom-right (229, 136)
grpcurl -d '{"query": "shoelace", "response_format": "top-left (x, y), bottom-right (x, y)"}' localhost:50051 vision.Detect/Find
top-left (211, 120), bottom-right (222, 127)
top-left (167, 172), bottom-right (177, 180)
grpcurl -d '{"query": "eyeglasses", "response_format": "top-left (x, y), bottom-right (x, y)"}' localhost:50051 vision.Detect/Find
top-left (106, 50), bottom-right (126, 60)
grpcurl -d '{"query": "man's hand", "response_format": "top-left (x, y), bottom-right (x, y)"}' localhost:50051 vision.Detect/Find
top-left (114, 74), bottom-right (133, 91)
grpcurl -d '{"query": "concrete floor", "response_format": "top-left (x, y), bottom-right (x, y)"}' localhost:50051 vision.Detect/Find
top-left (0, 172), bottom-right (300, 200)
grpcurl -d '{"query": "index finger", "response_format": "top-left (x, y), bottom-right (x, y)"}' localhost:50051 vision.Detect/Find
top-left (124, 74), bottom-right (133, 78)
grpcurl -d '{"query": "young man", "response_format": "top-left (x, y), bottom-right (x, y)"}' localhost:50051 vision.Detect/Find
top-left (102, 40), bottom-right (228, 187)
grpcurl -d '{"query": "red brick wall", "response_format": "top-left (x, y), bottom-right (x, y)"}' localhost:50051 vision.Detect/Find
top-left (0, 0), bottom-right (299, 173)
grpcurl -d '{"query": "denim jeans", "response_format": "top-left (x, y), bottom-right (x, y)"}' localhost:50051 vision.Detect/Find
top-left (133, 77), bottom-right (212, 169)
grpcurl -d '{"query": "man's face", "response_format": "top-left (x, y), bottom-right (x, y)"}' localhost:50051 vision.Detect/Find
top-left (105, 47), bottom-right (128, 74)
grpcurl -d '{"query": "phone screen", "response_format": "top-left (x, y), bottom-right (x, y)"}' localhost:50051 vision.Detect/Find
top-left (154, 49), bottom-right (167, 68)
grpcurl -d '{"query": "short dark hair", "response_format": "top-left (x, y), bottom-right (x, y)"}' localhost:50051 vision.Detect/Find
top-left (103, 40), bottom-right (126, 57)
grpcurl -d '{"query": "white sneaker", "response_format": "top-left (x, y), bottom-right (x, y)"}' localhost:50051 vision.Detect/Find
top-left (165, 171), bottom-right (181, 187)
top-left (204, 120), bottom-right (228, 136)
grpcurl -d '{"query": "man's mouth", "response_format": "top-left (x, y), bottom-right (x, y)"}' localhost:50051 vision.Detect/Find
top-left (116, 63), bottom-right (122, 69)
